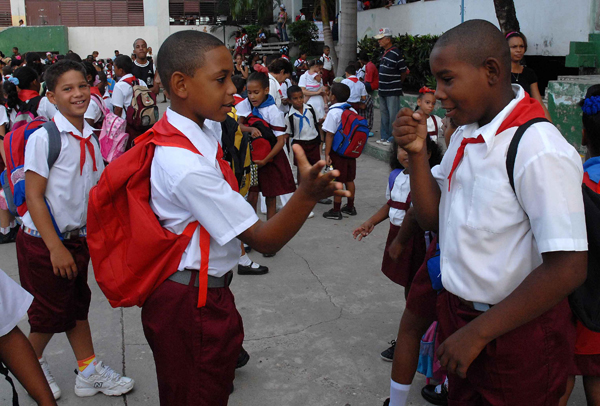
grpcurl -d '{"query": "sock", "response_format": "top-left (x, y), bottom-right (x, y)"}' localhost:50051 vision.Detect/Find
top-left (346, 198), bottom-right (355, 209)
top-left (239, 254), bottom-right (252, 266)
top-left (389, 379), bottom-right (411, 406)
top-left (78, 355), bottom-right (97, 378)
top-left (0, 227), bottom-right (8, 235)
top-left (333, 201), bottom-right (341, 212)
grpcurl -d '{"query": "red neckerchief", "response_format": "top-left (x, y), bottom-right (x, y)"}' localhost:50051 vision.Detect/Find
top-left (347, 76), bottom-right (359, 83)
top-left (122, 76), bottom-right (138, 86)
top-left (90, 86), bottom-right (102, 97)
top-left (447, 92), bottom-right (545, 191)
top-left (233, 95), bottom-right (244, 106)
top-left (151, 116), bottom-right (239, 193)
top-left (55, 117), bottom-right (98, 176)
top-left (18, 89), bottom-right (39, 102)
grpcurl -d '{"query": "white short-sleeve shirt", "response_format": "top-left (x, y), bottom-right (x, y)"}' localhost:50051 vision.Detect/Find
top-left (0, 269), bottom-right (33, 337)
top-left (432, 85), bottom-right (587, 305)
top-left (112, 74), bottom-right (147, 119)
top-left (386, 170), bottom-right (410, 226)
top-left (427, 115), bottom-right (443, 143)
top-left (150, 108), bottom-right (259, 276)
top-left (268, 73), bottom-right (282, 108)
top-left (84, 94), bottom-right (104, 124)
top-left (341, 76), bottom-right (368, 103)
top-left (36, 97), bottom-right (58, 120)
top-left (285, 104), bottom-right (322, 141)
top-left (22, 112), bottom-right (104, 233)
top-left (320, 54), bottom-right (333, 71)
top-left (235, 98), bottom-right (287, 136)
top-left (103, 88), bottom-right (113, 113)
top-left (279, 78), bottom-right (291, 114)
top-left (322, 103), bottom-right (356, 134)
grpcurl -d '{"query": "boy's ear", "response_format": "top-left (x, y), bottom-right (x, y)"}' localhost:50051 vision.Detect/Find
top-left (168, 71), bottom-right (189, 100)
top-left (483, 57), bottom-right (502, 86)
top-left (46, 90), bottom-right (56, 105)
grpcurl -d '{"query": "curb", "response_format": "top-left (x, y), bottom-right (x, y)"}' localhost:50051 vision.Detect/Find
top-left (363, 140), bottom-right (390, 163)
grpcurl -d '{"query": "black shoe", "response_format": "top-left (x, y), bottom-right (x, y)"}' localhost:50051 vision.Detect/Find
top-left (318, 198), bottom-right (333, 204)
top-left (0, 226), bottom-right (18, 244)
top-left (236, 347), bottom-right (250, 369)
top-left (383, 398), bottom-right (390, 406)
top-left (340, 205), bottom-right (357, 216)
top-left (262, 252), bottom-right (276, 258)
top-left (380, 340), bottom-right (396, 362)
top-left (237, 262), bottom-right (269, 275)
top-left (421, 384), bottom-right (448, 406)
top-left (323, 209), bottom-right (343, 220)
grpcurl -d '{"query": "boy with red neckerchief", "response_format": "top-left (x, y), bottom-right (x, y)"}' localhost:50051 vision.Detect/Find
top-left (393, 20), bottom-right (587, 405)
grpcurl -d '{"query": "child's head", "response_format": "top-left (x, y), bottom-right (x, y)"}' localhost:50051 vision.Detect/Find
top-left (97, 69), bottom-right (108, 95)
top-left (330, 83), bottom-right (350, 104)
top-left (14, 66), bottom-right (39, 91)
top-left (581, 84), bottom-right (600, 157)
top-left (64, 52), bottom-right (82, 63)
top-left (506, 31), bottom-right (527, 64)
top-left (246, 71), bottom-right (269, 107)
top-left (358, 51), bottom-right (369, 64)
top-left (390, 135), bottom-right (442, 171)
top-left (430, 19), bottom-right (512, 127)
top-left (344, 64), bottom-right (356, 77)
top-left (417, 86), bottom-right (436, 116)
top-left (12, 47), bottom-right (18, 55)
top-left (268, 58), bottom-right (292, 83)
top-left (308, 59), bottom-right (323, 73)
top-left (299, 51), bottom-right (307, 60)
top-left (157, 31), bottom-right (236, 123)
top-left (133, 38), bottom-right (148, 61)
top-left (113, 54), bottom-right (133, 78)
top-left (44, 60), bottom-right (90, 120)
top-left (323, 45), bottom-right (330, 55)
top-left (82, 61), bottom-right (98, 86)
top-left (287, 85), bottom-right (304, 110)
top-left (235, 53), bottom-right (243, 64)
top-left (231, 74), bottom-right (246, 95)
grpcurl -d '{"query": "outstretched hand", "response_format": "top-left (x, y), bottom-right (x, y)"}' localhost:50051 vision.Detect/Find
top-left (293, 144), bottom-right (350, 202)
top-left (392, 108), bottom-right (428, 154)
top-left (353, 222), bottom-right (374, 241)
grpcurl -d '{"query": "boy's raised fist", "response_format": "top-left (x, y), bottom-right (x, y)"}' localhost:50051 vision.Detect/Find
top-left (392, 108), bottom-right (428, 154)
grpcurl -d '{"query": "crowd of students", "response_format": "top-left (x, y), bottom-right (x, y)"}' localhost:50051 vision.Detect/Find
top-left (0, 18), bottom-right (599, 406)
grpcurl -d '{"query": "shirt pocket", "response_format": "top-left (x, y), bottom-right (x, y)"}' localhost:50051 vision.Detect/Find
top-left (466, 175), bottom-right (527, 234)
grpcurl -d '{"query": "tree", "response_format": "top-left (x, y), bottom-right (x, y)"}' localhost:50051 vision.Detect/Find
top-left (227, 0), bottom-right (276, 24)
top-left (321, 0), bottom-right (338, 69)
top-left (336, 0), bottom-right (357, 77)
top-left (493, 0), bottom-right (520, 34)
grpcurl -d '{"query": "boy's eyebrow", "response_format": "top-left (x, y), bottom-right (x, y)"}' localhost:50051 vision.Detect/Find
top-left (434, 69), bottom-right (453, 76)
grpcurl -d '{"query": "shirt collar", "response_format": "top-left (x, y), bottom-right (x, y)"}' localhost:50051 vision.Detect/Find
top-left (119, 73), bottom-right (134, 82)
top-left (288, 104), bottom-right (306, 116)
top-left (468, 84), bottom-right (525, 156)
top-left (165, 107), bottom-right (221, 163)
top-left (584, 156), bottom-right (600, 183)
top-left (330, 102), bottom-right (347, 109)
top-left (53, 111), bottom-right (94, 139)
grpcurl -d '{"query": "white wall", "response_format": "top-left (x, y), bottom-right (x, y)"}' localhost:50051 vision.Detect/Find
top-left (68, 26), bottom-right (159, 61)
top-left (357, 0), bottom-right (595, 56)
top-left (168, 25), bottom-right (241, 49)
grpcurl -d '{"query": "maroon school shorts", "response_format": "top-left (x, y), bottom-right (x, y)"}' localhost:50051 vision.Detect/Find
top-left (141, 272), bottom-right (244, 406)
top-left (16, 229), bottom-right (92, 334)
top-left (321, 68), bottom-right (334, 86)
top-left (252, 149), bottom-right (296, 197)
top-left (437, 291), bottom-right (575, 406)
top-left (330, 152), bottom-right (356, 183)
top-left (293, 138), bottom-right (322, 167)
top-left (381, 223), bottom-right (426, 288)
top-left (405, 238), bottom-right (439, 322)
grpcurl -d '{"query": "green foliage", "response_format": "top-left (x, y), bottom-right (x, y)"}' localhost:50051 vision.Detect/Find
top-left (358, 33), bottom-right (440, 92)
top-left (288, 20), bottom-right (319, 54)
top-left (244, 25), bottom-right (262, 43)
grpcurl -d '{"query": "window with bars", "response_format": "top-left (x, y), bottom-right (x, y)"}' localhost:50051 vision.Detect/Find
top-left (0, 0), bottom-right (10, 26)
top-left (25, 0), bottom-right (144, 27)
top-left (169, 0), bottom-right (224, 25)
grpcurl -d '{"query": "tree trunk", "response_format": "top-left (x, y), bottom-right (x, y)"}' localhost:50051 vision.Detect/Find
top-left (336, 0), bottom-right (357, 77)
top-left (321, 0), bottom-right (338, 69)
top-left (493, 0), bottom-right (520, 34)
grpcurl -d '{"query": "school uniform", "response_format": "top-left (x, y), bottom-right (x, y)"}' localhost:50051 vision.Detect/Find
top-left (323, 102), bottom-right (357, 183)
top-left (268, 73), bottom-right (282, 108)
top-left (84, 87), bottom-right (105, 127)
top-left (0, 268), bottom-right (33, 337)
top-left (298, 72), bottom-right (326, 118)
top-left (341, 75), bottom-right (367, 111)
top-left (380, 170), bottom-right (426, 287)
top-left (285, 103), bottom-right (323, 166)
top-left (112, 73), bottom-right (148, 120)
top-left (236, 98), bottom-right (296, 197)
top-left (427, 115), bottom-right (443, 143)
top-left (320, 54), bottom-right (334, 86)
top-left (102, 88), bottom-right (113, 113)
top-left (143, 108), bottom-right (258, 406)
top-left (432, 85), bottom-right (587, 405)
top-left (17, 112), bottom-right (104, 334)
top-left (278, 78), bottom-right (292, 115)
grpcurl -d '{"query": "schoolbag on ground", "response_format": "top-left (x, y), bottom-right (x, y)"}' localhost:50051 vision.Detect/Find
top-left (123, 77), bottom-right (158, 132)
top-left (221, 113), bottom-right (256, 196)
top-left (91, 94), bottom-right (129, 163)
top-left (10, 95), bottom-right (43, 131)
top-left (87, 116), bottom-right (230, 309)
top-left (1, 119), bottom-right (61, 218)
top-left (330, 104), bottom-right (369, 158)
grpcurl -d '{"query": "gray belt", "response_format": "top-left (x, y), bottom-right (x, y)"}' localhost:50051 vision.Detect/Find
top-left (168, 269), bottom-right (233, 288)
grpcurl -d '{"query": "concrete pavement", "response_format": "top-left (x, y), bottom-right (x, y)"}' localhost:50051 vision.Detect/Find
top-left (0, 100), bottom-right (587, 405)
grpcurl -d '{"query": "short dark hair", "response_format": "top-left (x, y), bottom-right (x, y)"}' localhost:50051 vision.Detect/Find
top-left (231, 75), bottom-right (246, 94)
top-left (247, 71), bottom-right (269, 90)
top-left (82, 61), bottom-right (97, 84)
top-left (323, 45), bottom-right (330, 51)
top-left (268, 58), bottom-right (292, 75)
top-left (64, 52), bottom-right (82, 63)
top-left (44, 60), bottom-right (86, 92)
top-left (331, 83), bottom-right (350, 103)
top-left (506, 31), bottom-right (528, 52)
top-left (287, 84), bottom-right (303, 99)
top-left (308, 59), bottom-right (323, 68)
top-left (156, 31), bottom-right (224, 93)
top-left (133, 38), bottom-right (146, 49)
top-left (345, 64), bottom-right (356, 75)
top-left (114, 54), bottom-right (133, 74)
top-left (12, 47), bottom-right (17, 52)
top-left (358, 51), bottom-right (369, 62)
top-left (433, 19), bottom-right (511, 73)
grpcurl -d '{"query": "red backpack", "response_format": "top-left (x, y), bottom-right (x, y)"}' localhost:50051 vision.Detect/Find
top-left (87, 116), bottom-right (225, 308)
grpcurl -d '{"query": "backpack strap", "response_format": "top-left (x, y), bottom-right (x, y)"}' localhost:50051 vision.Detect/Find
top-left (42, 121), bottom-right (62, 169)
top-left (506, 118), bottom-right (549, 193)
top-left (307, 104), bottom-right (318, 128)
top-left (0, 361), bottom-right (18, 406)
top-left (388, 168), bottom-right (403, 192)
top-left (288, 113), bottom-right (294, 137)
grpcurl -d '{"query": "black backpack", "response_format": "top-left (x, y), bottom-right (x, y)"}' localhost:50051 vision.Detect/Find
top-left (507, 117), bottom-right (600, 332)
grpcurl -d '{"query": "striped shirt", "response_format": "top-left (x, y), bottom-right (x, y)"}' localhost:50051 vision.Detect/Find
top-left (378, 46), bottom-right (407, 97)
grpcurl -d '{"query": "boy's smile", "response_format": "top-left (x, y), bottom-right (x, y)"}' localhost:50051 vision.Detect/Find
top-left (46, 70), bottom-right (90, 122)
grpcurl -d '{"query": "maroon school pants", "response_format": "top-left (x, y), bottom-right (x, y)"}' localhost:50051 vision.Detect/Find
top-left (437, 291), bottom-right (575, 406)
top-left (141, 273), bottom-right (244, 406)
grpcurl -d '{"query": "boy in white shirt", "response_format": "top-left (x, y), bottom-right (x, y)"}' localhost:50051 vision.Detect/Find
top-left (393, 20), bottom-right (586, 406)
top-left (17, 60), bottom-right (133, 401)
top-left (341, 64), bottom-right (367, 112)
top-left (111, 54), bottom-right (147, 120)
top-left (320, 45), bottom-right (334, 86)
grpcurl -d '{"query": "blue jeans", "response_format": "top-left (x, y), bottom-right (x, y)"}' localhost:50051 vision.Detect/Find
top-left (277, 23), bottom-right (289, 41)
top-left (380, 95), bottom-right (401, 141)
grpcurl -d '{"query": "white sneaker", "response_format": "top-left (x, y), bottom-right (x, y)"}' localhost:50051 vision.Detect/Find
top-left (74, 360), bottom-right (134, 397)
top-left (308, 211), bottom-right (315, 219)
top-left (39, 357), bottom-right (61, 400)
top-left (376, 139), bottom-right (385, 144)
